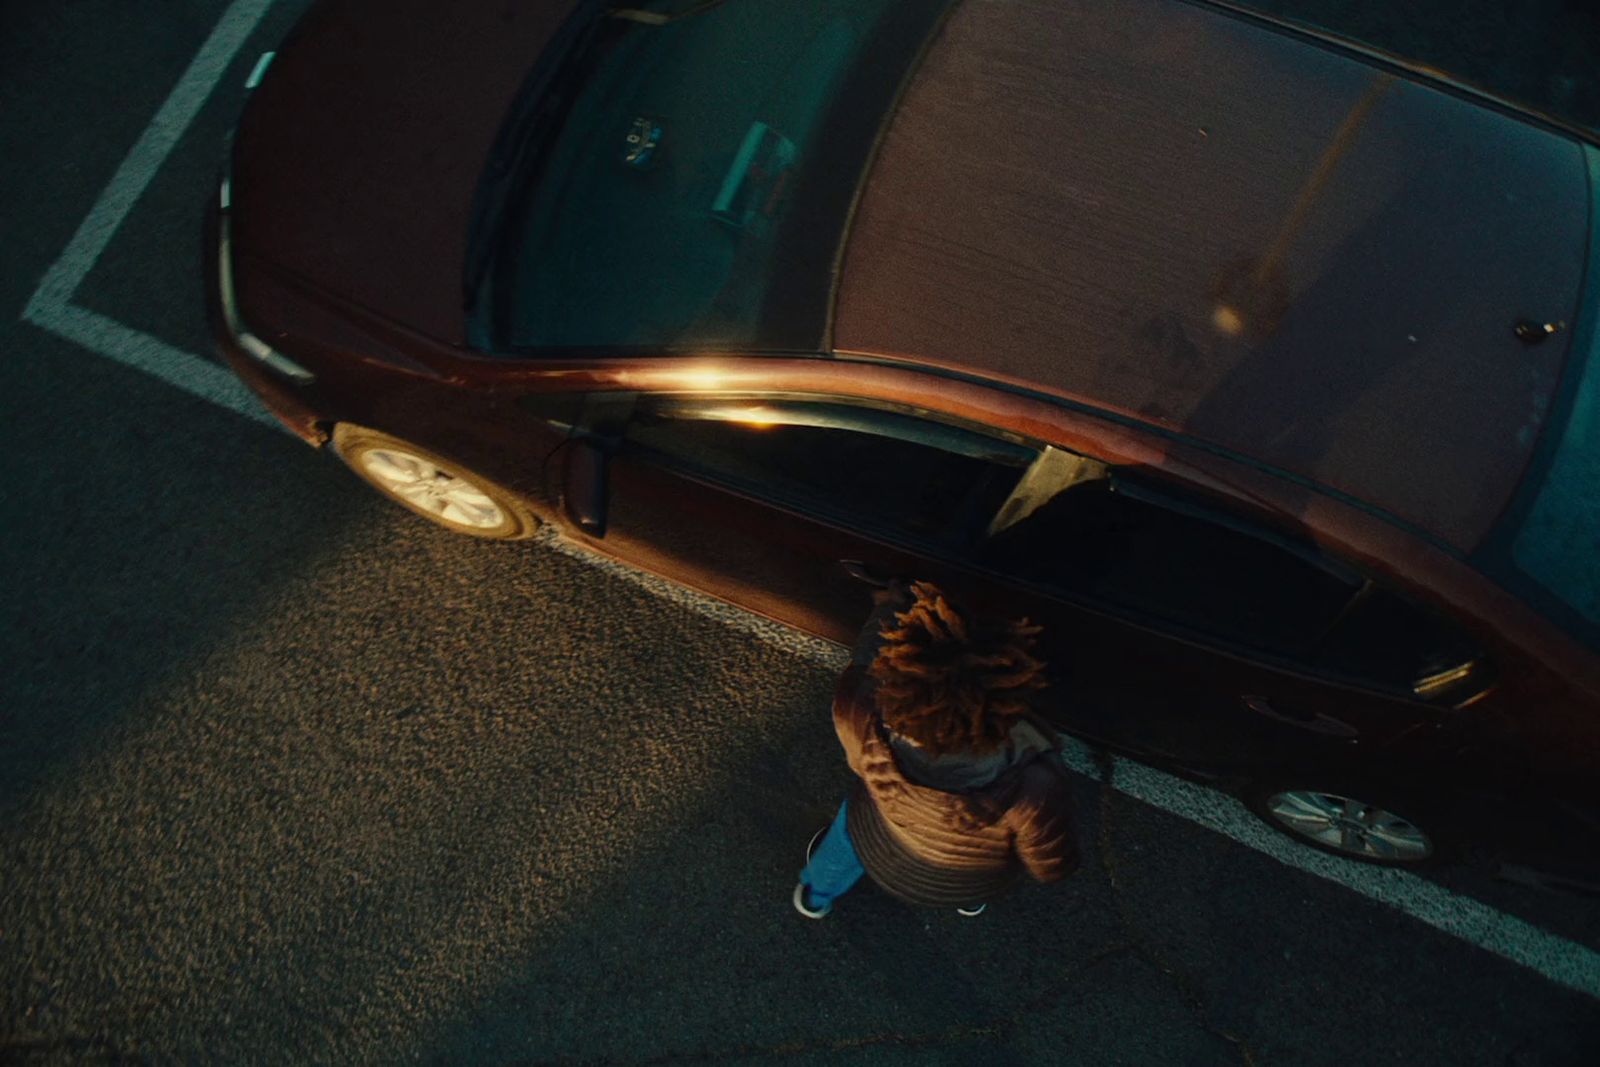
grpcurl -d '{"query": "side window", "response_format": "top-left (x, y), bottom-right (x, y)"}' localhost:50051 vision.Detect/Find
top-left (624, 397), bottom-right (1030, 547)
top-left (1311, 588), bottom-right (1481, 698)
top-left (979, 480), bottom-right (1361, 658)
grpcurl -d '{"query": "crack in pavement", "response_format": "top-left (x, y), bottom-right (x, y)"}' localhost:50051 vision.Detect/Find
top-left (1092, 749), bottom-right (1261, 1067)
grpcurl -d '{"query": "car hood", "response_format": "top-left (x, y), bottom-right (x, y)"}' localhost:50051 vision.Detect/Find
top-left (231, 0), bottom-right (573, 345)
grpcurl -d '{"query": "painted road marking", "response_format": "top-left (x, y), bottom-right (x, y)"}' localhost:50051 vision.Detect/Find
top-left (22, 0), bottom-right (279, 431)
top-left (19, 0), bottom-right (1600, 1005)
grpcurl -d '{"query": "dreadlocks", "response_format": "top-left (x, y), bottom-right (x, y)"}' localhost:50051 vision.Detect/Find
top-left (868, 581), bottom-right (1049, 756)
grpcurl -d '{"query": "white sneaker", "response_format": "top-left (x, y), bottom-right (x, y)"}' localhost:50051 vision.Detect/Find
top-left (792, 882), bottom-right (831, 919)
top-left (805, 827), bottom-right (827, 864)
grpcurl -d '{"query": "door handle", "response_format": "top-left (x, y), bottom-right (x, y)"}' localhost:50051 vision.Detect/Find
top-left (839, 559), bottom-right (893, 588)
top-left (562, 437), bottom-right (611, 537)
top-left (1240, 695), bottom-right (1360, 740)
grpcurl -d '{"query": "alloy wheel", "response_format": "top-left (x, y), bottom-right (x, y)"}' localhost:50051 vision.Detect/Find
top-left (1262, 790), bottom-right (1433, 862)
top-left (358, 447), bottom-right (507, 531)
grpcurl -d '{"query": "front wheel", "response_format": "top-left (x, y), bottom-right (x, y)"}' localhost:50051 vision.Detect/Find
top-left (1245, 781), bottom-right (1447, 868)
top-left (331, 424), bottom-right (541, 540)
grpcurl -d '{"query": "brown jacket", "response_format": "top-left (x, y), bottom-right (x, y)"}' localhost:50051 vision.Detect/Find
top-left (833, 665), bottom-right (1080, 906)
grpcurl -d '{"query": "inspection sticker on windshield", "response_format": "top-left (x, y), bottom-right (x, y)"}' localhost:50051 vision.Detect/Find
top-left (621, 115), bottom-right (664, 170)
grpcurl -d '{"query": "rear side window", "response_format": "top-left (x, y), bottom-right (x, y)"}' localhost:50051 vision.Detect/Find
top-left (1310, 588), bottom-right (1480, 696)
top-left (625, 398), bottom-right (1029, 547)
top-left (979, 481), bottom-right (1361, 658)
top-left (980, 477), bottom-right (1482, 696)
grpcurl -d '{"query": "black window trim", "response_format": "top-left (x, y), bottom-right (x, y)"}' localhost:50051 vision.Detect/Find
top-left (642, 394), bottom-right (1036, 467)
top-left (1108, 473), bottom-right (1366, 588)
top-left (622, 390), bottom-right (1038, 553)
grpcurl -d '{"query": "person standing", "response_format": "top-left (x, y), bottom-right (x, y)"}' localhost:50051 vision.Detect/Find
top-left (794, 580), bottom-right (1079, 919)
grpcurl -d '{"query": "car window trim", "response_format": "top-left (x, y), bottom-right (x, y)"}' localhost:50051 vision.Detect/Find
top-left (832, 351), bottom-right (1468, 559)
top-left (644, 394), bottom-right (1035, 467)
top-left (623, 390), bottom-right (1038, 552)
top-left (1108, 473), bottom-right (1367, 587)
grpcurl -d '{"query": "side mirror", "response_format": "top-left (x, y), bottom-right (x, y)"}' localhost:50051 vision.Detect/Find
top-left (562, 437), bottom-right (611, 537)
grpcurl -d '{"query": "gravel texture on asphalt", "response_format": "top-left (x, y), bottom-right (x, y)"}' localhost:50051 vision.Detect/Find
top-left (4, 342), bottom-right (1598, 1063)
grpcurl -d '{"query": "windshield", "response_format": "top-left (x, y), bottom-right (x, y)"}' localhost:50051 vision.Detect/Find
top-left (1485, 145), bottom-right (1600, 648)
top-left (476, 0), bottom-right (950, 353)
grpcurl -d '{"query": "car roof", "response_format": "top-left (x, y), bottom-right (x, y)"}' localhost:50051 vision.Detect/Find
top-left (832, 0), bottom-right (1592, 553)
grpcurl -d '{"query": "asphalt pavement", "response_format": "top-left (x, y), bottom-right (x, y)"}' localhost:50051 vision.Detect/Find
top-left (3, 1), bottom-right (1599, 1063)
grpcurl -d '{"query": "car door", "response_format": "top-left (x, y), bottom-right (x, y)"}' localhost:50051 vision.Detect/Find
top-left (549, 390), bottom-right (1034, 645)
top-left (966, 471), bottom-right (1484, 773)
top-left (547, 387), bottom-right (1476, 777)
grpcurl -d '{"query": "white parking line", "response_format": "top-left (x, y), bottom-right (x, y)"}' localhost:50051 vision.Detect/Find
top-left (21, 0), bottom-right (277, 430)
top-left (1099, 758), bottom-right (1600, 999)
top-left (28, 303), bottom-right (275, 426)
top-left (19, 0), bottom-right (1600, 1005)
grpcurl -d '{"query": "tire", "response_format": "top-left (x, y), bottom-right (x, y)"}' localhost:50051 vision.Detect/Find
top-left (1244, 779), bottom-right (1451, 869)
top-left (331, 424), bottom-right (541, 540)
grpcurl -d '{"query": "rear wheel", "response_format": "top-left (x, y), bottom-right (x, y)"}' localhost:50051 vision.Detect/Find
top-left (332, 424), bottom-right (540, 540)
top-left (1245, 781), bottom-right (1445, 868)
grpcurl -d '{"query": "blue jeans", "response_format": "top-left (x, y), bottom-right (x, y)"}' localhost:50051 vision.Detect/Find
top-left (800, 800), bottom-right (864, 907)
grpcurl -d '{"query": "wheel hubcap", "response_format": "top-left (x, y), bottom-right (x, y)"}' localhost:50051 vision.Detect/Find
top-left (359, 448), bottom-right (506, 530)
top-left (1264, 790), bottom-right (1432, 862)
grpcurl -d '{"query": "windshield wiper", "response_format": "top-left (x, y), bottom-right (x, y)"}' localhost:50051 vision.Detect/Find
top-left (463, 0), bottom-right (619, 322)
top-left (609, 0), bottom-right (731, 25)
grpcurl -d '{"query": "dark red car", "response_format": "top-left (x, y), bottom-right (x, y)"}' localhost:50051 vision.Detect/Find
top-left (209, 0), bottom-right (1600, 888)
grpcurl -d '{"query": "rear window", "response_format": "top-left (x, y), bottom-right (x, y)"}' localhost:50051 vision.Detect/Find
top-left (1487, 144), bottom-right (1600, 650)
top-left (1507, 314), bottom-right (1600, 636)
